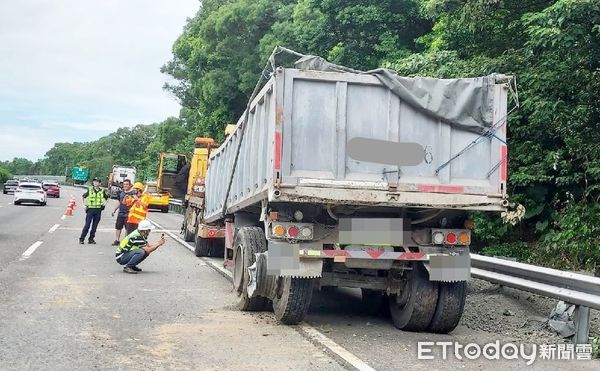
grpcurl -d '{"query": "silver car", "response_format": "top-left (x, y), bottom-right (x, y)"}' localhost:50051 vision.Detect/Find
top-left (3, 180), bottom-right (19, 194)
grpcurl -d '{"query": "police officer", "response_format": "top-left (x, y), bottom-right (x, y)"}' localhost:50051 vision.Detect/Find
top-left (79, 177), bottom-right (109, 244)
top-left (115, 219), bottom-right (166, 274)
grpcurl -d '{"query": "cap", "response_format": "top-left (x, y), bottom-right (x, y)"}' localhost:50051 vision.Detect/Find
top-left (92, 177), bottom-right (101, 182)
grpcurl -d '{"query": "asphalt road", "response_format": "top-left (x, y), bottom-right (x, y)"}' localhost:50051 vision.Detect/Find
top-left (0, 186), bottom-right (596, 370)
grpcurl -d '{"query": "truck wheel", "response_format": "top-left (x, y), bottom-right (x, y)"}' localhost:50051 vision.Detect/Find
top-left (194, 235), bottom-right (210, 257)
top-left (273, 277), bottom-right (314, 325)
top-left (161, 206), bottom-right (169, 213)
top-left (182, 215), bottom-right (195, 242)
top-left (232, 227), bottom-right (268, 311)
top-left (361, 289), bottom-right (389, 317)
top-left (389, 262), bottom-right (439, 332)
top-left (427, 281), bottom-right (467, 334)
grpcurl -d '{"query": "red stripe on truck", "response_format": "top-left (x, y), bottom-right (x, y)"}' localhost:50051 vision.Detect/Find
top-left (501, 145), bottom-right (507, 182)
top-left (274, 131), bottom-right (282, 170)
top-left (417, 184), bottom-right (465, 193)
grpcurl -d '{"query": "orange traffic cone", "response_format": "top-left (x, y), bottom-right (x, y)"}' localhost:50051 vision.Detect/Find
top-left (65, 205), bottom-right (73, 216)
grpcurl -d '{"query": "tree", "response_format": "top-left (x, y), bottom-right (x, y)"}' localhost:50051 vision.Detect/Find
top-left (0, 167), bottom-right (11, 183)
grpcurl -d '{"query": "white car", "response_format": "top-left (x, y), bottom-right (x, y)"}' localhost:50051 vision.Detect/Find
top-left (14, 182), bottom-right (47, 206)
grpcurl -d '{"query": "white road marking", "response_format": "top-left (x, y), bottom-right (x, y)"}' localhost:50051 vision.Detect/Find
top-left (21, 241), bottom-right (43, 260)
top-left (149, 217), bottom-right (376, 371)
top-left (48, 224), bottom-right (60, 233)
top-left (61, 215), bottom-right (66, 220)
top-left (298, 325), bottom-right (376, 371)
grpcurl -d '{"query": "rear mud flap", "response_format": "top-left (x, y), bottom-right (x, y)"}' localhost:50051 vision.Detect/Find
top-left (425, 254), bottom-right (470, 282)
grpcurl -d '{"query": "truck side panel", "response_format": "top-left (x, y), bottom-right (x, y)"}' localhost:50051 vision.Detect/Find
top-left (204, 80), bottom-right (276, 220)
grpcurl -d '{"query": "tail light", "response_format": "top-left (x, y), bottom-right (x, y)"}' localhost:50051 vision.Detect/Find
top-left (431, 229), bottom-right (471, 246)
top-left (287, 226), bottom-right (299, 238)
top-left (459, 232), bottom-right (470, 245)
top-left (37, 190), bottom-right (45, 194)
top-left (270, 222), bottom-right (313, 240)
top-left (432, 231), bottom-right (445, 245)
top-left (272, 224), bottom-right (285, 237)
top-left (446, 232), bottom-right (457, 244)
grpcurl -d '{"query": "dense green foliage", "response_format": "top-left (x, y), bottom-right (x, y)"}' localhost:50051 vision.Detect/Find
top-left (12, 0), bottom-right (598, 272)
top-left (0, 167), bottom-right (12, 183)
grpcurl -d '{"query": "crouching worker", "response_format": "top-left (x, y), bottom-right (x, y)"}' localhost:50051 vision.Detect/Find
top-left (115, 219), bottom-right (165, 274)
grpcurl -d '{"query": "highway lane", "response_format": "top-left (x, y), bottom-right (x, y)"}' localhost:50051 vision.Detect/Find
top-left (0, 189), bottom-right (67, 272)
top-left (0, 191), bottom-right (344, 370)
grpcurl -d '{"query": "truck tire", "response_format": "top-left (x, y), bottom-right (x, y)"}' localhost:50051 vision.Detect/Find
top-left (182, 214), bottom-right (195, 242)
top-left (389, 262), bottom-right (439, 332)
top-left (427, 281), bottom-right (467, 334)
top-left (194, 234), bottom-right (210, 257)
top-left (232, 227), bottom-right (269, 311)
top-left (361, 289), bottom-right (389, 317)
top-left (272, 277), bottom-right (314, 325)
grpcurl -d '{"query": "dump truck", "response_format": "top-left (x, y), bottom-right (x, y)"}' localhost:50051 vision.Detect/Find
top-left (108, 165), bottom-right (136, 199)
top-left (71, 165), bottom-right (89, 185)
top-left (189, 51), bottom-right (514, 332)
top-left (181, 126), bottom-right (236, 257)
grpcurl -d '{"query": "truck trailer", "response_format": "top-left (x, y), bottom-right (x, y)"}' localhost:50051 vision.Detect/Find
top-left (187, 51), bottom-right (514, 332)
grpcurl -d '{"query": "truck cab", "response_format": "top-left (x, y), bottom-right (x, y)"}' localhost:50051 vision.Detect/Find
top-left (157, 152), bottom-right (188, 200)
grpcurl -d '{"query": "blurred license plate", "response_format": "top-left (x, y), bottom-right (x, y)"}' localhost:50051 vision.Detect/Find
top-left (345, 245), bottom-right (394, 253)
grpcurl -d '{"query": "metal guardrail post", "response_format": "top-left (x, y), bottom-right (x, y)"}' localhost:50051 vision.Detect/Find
top-left (169, 199), bottom-right (184, 215)
top-left (573, 306), bottom-right (591, 345)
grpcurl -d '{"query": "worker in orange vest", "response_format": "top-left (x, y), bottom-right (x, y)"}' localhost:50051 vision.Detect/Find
top-left (124, 182), bottom-right (151, 234)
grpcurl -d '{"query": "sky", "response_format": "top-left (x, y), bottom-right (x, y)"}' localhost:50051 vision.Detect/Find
top-left (0, 0), bottom-right (200, 162)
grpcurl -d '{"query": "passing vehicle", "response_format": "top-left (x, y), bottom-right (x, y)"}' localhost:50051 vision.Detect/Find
top-left (108, 165), bottom-right (136, 198)
top-left (184, 49), bottom-right (516, 333)
top-left (3, 179), bottom-right (19, 194)
top-left (144, 181), bottom-right (170, 213)
top-left (42, 182), bottom-right (61, 198)
top-left (14, 182), bottom-right (47, 206)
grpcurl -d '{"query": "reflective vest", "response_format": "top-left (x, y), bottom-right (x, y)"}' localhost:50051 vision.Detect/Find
top-left (126, 194), bottom-right (150, 224)
top-left (116, 229), bottom-right (147, 256)
top-left (86, 187), bottom-right (105, 208)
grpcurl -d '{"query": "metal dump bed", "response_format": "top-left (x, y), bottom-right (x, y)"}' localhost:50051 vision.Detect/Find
top-left (204, 68), bottom-right (509, 223)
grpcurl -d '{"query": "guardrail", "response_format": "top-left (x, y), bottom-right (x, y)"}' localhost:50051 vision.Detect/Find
top-left (471, 253), bottom-right (599, 344)
top-left (169, 199), bottom-right (185, 214)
